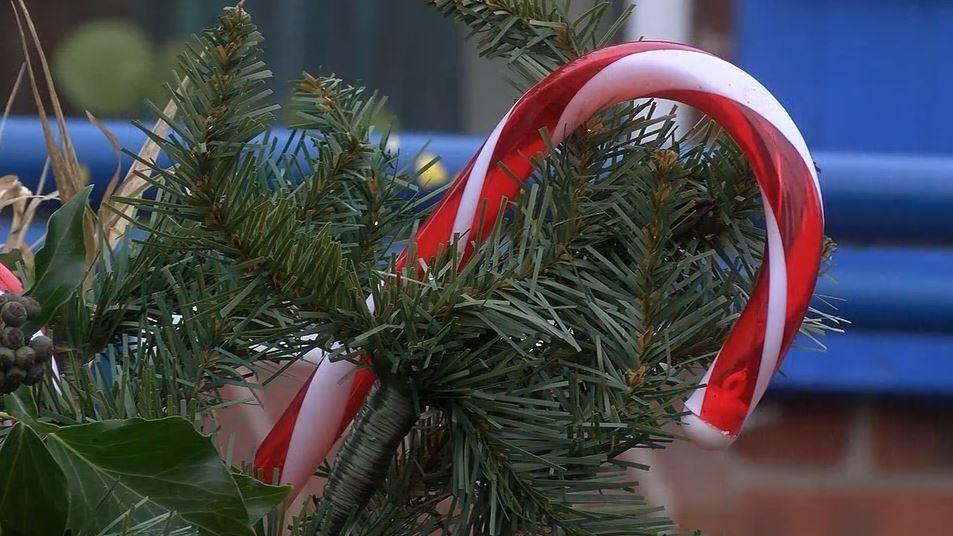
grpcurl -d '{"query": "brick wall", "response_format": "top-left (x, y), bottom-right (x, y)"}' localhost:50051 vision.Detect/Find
top-left (0, 0), bottom-right (131, 115)
top-left (637, 397), bottom-right (953, 535)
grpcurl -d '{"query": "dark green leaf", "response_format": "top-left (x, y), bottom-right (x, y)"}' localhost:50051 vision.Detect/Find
top-left (1, 393), bottom-right (60, 435)
top-left (232, 472), bottom-right (290, 524)
top-left (0, 423), bottom-right (69, 536)
top-left (26, 185), bottom-right (92, 332)
top-left (44, 416), bottom-right (253, 535)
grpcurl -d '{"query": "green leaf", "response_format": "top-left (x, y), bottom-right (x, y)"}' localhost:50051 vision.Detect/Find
top-left (26, 185), bottom-right (92, 331)
top-left (0, 423), bottom-right (70, 536)
top-left (44, 416), bottom-right (253, 535)
top-left (1, 392), bottom-right (60, 436)
top-left (232, 472), bottom-right (290, 524)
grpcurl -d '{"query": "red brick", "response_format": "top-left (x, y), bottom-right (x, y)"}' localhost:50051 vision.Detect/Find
top-left (873, 401), bottom-right (953, 473)
top-left (652, 436), bottom-right (740, 509)
top-left (741, 488), bottom-right (953, 536)
top-left (732, 399), bottom-right (852, 467)
top-left (654, 399), bottom-right (953, 535)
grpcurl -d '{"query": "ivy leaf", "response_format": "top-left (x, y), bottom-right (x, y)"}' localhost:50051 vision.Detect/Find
top-left (232, 472), bottom-right (290, 524)
top-left (44, 416), bottom-right (253, 535)
top-left (1, 392), bottom-right (60, 435)
top-left (0, 423), bottom-right (70, 536)
top-left (25, 185), bottom-right (92, 332)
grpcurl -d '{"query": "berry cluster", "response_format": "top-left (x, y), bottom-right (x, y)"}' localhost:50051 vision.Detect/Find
top-left (0, 293), bottom-right (52, 394)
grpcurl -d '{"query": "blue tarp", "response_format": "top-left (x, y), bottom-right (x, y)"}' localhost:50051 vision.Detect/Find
top-left (2, 116), bottom-right (951, 394)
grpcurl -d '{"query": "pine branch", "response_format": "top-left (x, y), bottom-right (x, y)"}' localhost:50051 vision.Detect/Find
top-left (119, 7), bottom-right (370, 329)
top-left (287, 74), bottom-right (422, 272)
top-left (30, 7), bottom-right (373, 429)
top-left (425, 0), bottom-right (631, 87)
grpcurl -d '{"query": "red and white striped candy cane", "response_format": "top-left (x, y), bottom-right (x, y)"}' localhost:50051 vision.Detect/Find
top-left (256, 41), bottom-right (824, 492)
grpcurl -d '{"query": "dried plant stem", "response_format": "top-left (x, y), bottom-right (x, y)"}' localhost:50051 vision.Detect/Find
top-left (11, 0), bottom-right (96, 276)
top-left (0, 62), bottom-right (26, 147)
top-left (101, 96), bottom-right (180, 248)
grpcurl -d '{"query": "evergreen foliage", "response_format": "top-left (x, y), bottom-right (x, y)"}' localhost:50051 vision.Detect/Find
top-left (0, 3), bottom-right (839, 535)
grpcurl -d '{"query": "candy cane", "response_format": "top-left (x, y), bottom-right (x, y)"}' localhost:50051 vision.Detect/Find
top-left (256, 41), bottom-right (824, 492)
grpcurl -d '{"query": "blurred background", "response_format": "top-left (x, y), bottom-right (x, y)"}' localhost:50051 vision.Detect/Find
top-left (2, 1), bottom-right (953, 534)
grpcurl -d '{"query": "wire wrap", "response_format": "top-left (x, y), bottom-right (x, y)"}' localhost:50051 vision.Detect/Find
top-left (320, 380), bottom-right (418, 532)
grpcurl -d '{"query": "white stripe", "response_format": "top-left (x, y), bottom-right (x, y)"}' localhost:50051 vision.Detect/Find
top-left (280, 350), bottom-right (355, 488)
top-left (553, 49), bottom-right (822, 215)
top-left (748, 197), bottom-right (787, 413)
top-left (451, 110), bottom-right (512, 247)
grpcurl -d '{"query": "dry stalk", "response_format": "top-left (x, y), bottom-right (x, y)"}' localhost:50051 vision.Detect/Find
top-left (11, 0), bottom-right (96, 277)
top-left (100, 97), bottom-right (180, 248)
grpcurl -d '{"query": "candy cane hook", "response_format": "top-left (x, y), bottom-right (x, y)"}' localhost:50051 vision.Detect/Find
top-left (256, 41), bottom-right (824, 492)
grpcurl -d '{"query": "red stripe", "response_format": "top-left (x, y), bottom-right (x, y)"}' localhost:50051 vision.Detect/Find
top-left (253, 367), bottom-right (317, 484)
top-left (395, 150), bottom-right (482, 272)
top-left (0, 263), bottom-right (23, 293)
top-left (253, 364), bottom-right (377, 484)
